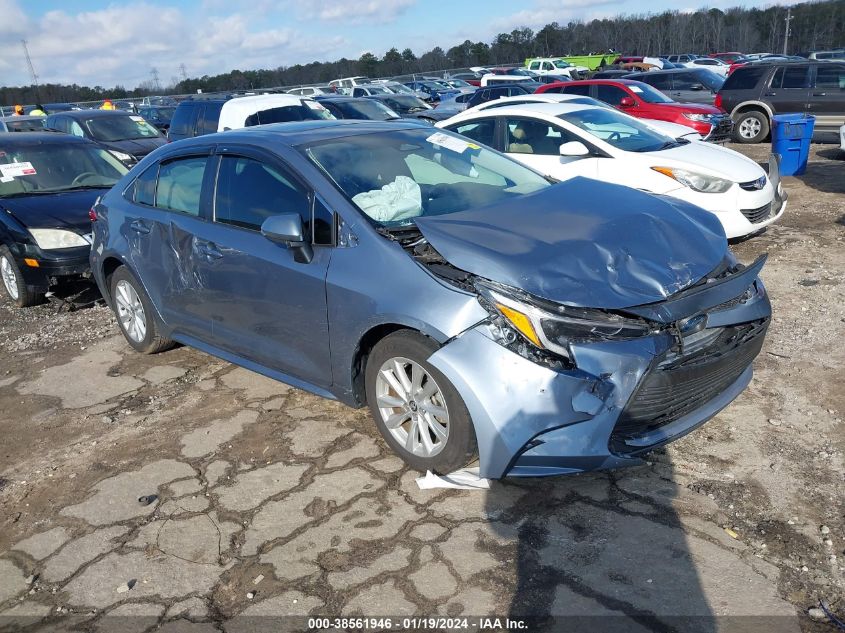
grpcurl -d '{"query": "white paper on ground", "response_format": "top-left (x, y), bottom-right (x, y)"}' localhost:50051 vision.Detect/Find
top-left (416, 467), bottom-right (490, 490)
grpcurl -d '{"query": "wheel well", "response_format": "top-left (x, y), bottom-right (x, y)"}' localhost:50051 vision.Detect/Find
top-left (101, 257), bottom-right (124, 304)
top-left (351, 324), bottom-right (415, 406)
top-left (733, 104), bottom-right (769, 121)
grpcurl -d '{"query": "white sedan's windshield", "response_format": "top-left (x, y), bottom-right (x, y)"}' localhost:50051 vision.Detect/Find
top-left (303, 128), bottom-right (549, 227)
top-left (557, 108), bottom-right (679, 153)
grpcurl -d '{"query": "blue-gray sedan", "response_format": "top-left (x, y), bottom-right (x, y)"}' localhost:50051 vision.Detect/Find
top-left (90, 120), bottom-right (771, 478)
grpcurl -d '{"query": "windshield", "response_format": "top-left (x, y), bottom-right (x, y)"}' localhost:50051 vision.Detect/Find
top-left (557, 108), bottom-right (677, 153)
top-left (86, 115), bottom-right (161, 142)
top-left (337, 100), bottom-right (400, 120)
top-left (302, 128), bottom-right (549, 227)
top-left (446, 79), bottom-right (472, 88)
top-left (387, 84), bottom-right (416, 95)
top-left (380, 95), bottom-right (432, 113)
top-left (3, 118), bottom-right (47, 132)
top-left (553, 60), bottom-right (573, 69)
top-left (627, 83), bottom-right (674, 104)
top-left (149, 107), bottom-right (176, 120)
top-left (0, 144), bottom-right (128, 196)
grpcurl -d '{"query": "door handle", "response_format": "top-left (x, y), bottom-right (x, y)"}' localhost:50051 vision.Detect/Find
top-left (129, 220), bottom-right (150, 235)
top-left (198, 242), bottom-right (223, 260)
top-left (764, 91), bottom-right (776, 96)
top-left (812, 92), bottom-right (826, 96)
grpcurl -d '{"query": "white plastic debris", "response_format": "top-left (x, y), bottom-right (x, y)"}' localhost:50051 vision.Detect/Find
top-left (416, 468), bottom-right (490, 491)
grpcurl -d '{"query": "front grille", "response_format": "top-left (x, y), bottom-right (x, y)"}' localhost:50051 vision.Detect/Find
top-left (610, 319), bottom-right (768, 454)
top-left (705, 116), bottom-right (733, 143)
top-left (741, 203), bottom-right (772, 223)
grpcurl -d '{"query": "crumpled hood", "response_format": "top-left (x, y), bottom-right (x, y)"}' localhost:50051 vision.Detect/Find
top-left (100, 137), bottom-right (166, 158)
top-left (414, 178), bottom-right (727, 309)
top-left (1, 190), bottom-right (100, 232)
top-left (655, 141), bottom-right (765, 182)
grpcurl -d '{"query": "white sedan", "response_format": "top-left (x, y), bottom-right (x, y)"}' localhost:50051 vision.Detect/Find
top-left (437, 102), bottom-right (786, 239)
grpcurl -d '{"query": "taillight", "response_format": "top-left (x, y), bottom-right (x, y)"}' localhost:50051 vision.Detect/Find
top-left (714, 93), bottom-right (723, 110)
top-left (89, 207), bottom-right (98, 222)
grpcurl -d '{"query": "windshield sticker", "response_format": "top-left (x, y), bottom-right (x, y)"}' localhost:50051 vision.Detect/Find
top-left (427, 132), bottom-right (474, 153)
top-left (130, 115), bottom-right (145, 122)
top-left (0, 162), bottom-right (36, 177)
top-left (630, 86), bottom-right (644, 93)
top-left (305, 101), bottom-right (327, 110)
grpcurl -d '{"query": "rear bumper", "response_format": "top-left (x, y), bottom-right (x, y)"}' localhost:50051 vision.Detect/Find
top-left (428, 278), bottom-right (771, 479)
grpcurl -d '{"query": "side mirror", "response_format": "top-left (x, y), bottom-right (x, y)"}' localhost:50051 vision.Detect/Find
top-left (690, 83), bottom-right (705, 91)
top-left (261, 213), bottom-right (313, 264)
top-left (559, 141), bottom-right (590, 157)
top-left (619, 96), bottom-right (636, 107)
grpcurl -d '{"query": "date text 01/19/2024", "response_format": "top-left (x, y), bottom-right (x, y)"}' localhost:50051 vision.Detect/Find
top-left (307, 617), bottom-right (528, 630)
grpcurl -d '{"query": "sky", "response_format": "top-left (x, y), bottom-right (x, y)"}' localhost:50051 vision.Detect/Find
top-left (0, 0), bottom-right (787, 89)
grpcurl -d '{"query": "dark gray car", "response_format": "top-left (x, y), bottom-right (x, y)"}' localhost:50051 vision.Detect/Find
top-left (626, 68), bottom-right (724, 105)
top-left (90, 120), bottom-right (771, 479)
top-left (718, 61), bottom-right (845, 143)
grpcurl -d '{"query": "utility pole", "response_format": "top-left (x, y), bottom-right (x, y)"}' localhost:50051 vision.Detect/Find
top-left (150, 67), bottom-right (161, 92)
top-left (783, 7), bottom-right (793, 55)
top-left (21, 39), bottom-right (41, 102)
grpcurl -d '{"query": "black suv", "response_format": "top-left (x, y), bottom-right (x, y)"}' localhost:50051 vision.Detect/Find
top-left (466, 84), bottom-right (533, 108)
top-left (624, 68), bottom-right (724, 106)
top-left (718, 61), bottom-right (845, 143)
top-left (167, 96), bottom-right (230, 142)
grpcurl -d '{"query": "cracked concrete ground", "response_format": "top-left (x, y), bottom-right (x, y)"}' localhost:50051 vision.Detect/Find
top-left (0, 145), bottom-right (842, 632)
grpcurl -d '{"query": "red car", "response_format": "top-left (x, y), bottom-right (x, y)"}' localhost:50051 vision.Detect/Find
top-left (535, 79), bottom-right (733, 142)
top-left (709, 52), bottom-right (747, 63)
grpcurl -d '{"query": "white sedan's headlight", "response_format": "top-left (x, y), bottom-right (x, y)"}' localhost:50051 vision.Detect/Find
top-left (109, 150), bottom-right (134, 162)
top-left (652, 166), bottom-right (733, 193)
top-left (29, 229), bottom-right (89, 249)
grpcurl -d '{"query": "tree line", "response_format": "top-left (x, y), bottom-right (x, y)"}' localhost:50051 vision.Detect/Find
top-left (2, 0), bottom-right (843, 105)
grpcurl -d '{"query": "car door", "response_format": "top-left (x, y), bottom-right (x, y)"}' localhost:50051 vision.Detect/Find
top-left (765, 65), bottom-right (811, 115)
top-left (123, 150), bottom-right (216, 337)
top-left (807, 63), bottom-right (845, 134)
top-left (179, 145), bottom-right (333, 386)
top-left (501, 115), bottom-right (600, 180)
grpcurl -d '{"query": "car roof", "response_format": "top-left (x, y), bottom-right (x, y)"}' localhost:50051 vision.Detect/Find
top-left (0, 115), bottom-right (46, 122)
top-left (569, 79), bottom-right (643, 86)
top-left (455, 102), bottom-right (590, 119)
top-left (167, 120), bottom-right (424, 149)
top-left (0, 131), bottom-right (94, 147)
top-left (50, 109), bottom-right (135, 119)
top-left (628, 68), bottom-right (700, 75)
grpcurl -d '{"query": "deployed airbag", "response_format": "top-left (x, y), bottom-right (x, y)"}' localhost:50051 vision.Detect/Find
top-left (352, 176), bottom-right (422, 223)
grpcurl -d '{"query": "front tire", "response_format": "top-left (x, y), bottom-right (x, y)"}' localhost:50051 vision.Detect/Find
top-left (365, 330), bottom-right (477, 474)
top-left (0, 246), bottom-right (43, 308)
top-left (109, 266), bottom-right (174, 354)
top-left (733, 110), bottom-right (769, 144)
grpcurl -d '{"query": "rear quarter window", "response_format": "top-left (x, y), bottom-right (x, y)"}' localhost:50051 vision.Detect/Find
top-left (722, 66), bottom-right (769, 91)
top-left (168, 104), bottom-right (196, 138)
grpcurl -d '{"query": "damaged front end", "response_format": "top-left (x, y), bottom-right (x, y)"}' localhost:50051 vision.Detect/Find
top-left (406, 237), bottom-right (771, 479)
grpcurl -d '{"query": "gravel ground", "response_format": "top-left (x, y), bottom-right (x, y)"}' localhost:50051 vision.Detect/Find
top-left (0, 142), bottom-right (842, 632)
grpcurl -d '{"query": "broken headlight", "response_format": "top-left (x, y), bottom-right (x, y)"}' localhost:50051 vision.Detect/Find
top-left (475, 281), bottom-right (656, 361)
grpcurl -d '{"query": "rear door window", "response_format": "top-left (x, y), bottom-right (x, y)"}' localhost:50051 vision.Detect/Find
top-left (641, 74), bottom-right (671, 90)
top-left (780, 66), bottom-right (810, 89)
top-left (155, 156), bottom-right (208, 216)
top-left (450, 119), bottom-right (496, 147)
top-left (814, 64), bottom-right (845, 89)
top-left (561, 84), bottom-right (591, 96)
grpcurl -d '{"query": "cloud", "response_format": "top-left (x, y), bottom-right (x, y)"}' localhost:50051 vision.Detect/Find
top-left (489, 0), bottom-right (625, 33)
top-left (0, 1), bottom-right (348, 88)
top-left (294, 0), bottom-right (416, 24)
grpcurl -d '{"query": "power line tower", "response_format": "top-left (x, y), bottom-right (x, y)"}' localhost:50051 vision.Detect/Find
top-left (150, 67), bottom-right (161, 92)
top-left (783, 7), bottom-right (793, 55)
top-left (21, 39), bottom-right (41, 102)
top-left (179, 64), bottom-right (188, 82)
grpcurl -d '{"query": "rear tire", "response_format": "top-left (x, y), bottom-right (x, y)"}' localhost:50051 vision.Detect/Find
top-left (0, 246), bottom-right (43, 308)
top-left (365, 330), bottom-right (477, 474)
top-left (733, 110), bottom-right (769, 144)
top-left (109, 266), bottom-right (174, 354)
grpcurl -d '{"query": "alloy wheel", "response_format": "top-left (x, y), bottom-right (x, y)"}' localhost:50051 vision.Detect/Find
top-left (739, 117), bottom-right (761, 139)
top-left (114, 279), bottom-right (147, 343)
top-left (375, 357), bottom-right (450, 458)
top-left (1, 256), bottom-right (19, 301)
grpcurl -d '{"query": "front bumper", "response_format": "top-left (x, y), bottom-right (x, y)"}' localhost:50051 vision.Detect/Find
top-left (701, 116), bottom-right (734, 143)
top-left (15, 245), bottom-right (91, 292)
top-left (428, 272), bottom-right (771, 479)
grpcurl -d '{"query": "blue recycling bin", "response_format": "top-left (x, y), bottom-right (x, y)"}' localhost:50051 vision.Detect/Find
top-left (771, 113), bottom-right (815, 176)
